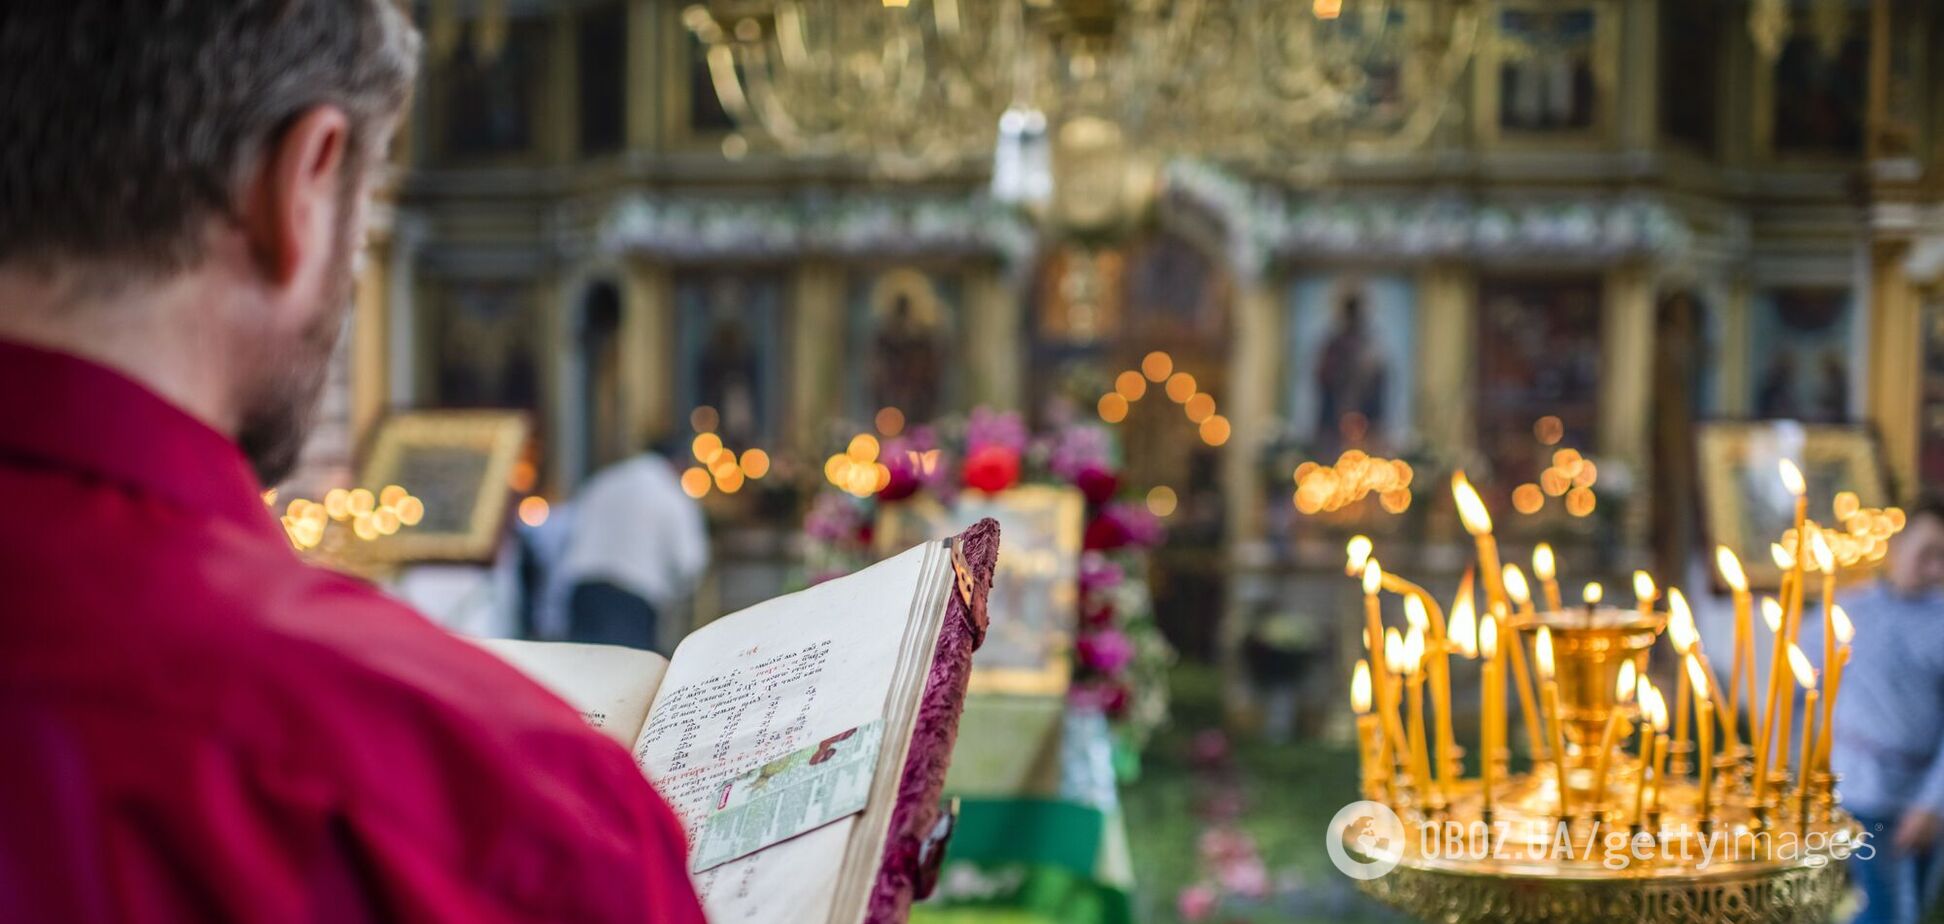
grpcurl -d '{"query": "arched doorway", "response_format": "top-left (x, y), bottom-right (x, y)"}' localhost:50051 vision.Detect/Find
top-left (1030, 230), bottom-right (1234, 659)
top-left (576, 279), bottom-right (626, 483)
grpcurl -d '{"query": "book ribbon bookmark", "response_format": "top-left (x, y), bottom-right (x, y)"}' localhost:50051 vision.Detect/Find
top-left (690, 720), bottom-right (886, 873)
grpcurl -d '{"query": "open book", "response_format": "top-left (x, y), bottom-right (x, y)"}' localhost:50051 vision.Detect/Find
top-left (477, 521), bottom-right (997, 924)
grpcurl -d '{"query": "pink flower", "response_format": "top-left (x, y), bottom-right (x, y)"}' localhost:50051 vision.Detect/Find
top-left (1079, 552), bottom-right (1124, 595)
top-left (1045, 423), bottom-right (1114, 481)
top-left (1067, 680), bottom-right (1130, 716)
top-left (1076, 628), bottom-right (1135, 674)
top-left (1176, 884), bottom-right (1218, 922)
top-left (1216, 856), bottom-right (1270, 898)
top-left (965, 407), bottom-right (1029, 454)
top-left (1189, 729), bottom-right (1230, 767)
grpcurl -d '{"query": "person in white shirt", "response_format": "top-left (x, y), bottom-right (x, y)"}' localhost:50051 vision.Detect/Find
top-left (558, 438), bottom-right (709, 651)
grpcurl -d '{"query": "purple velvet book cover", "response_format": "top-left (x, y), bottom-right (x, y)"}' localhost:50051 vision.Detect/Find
top-left (863, 517), bottom-right (998, 923)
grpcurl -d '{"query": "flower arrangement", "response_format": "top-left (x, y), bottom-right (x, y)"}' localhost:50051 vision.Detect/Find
top-left (801, 406), bottom-right (1174, 765)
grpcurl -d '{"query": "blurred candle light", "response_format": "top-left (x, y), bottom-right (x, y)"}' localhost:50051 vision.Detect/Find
top-left (1533, 543), bottom-right (1562, 611)
top-left (1592, 661), bottom-right (1637, 816)
top-left (1716, 546), bottom-right (1753, 744)
top-left (1536, 626), bottom-right (1569, 819)
top-left (1689, 654), bottom-right (1716, 826)
top-left (1633, 570), bottom-right (1658, 620)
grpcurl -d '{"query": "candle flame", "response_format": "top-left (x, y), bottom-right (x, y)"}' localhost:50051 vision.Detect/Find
top-left (1533, 542), bottom-right (1556, 582)
top-left (1479, 613), bottom-right (1499, 659)
top-left (1404, 594), bottom-right (1430, 633)
top-left (1637, 677), bottom-right (1653, 713)
top-left (1771, 542), bottom-right (1795, 571)
top-left (1404, 624), bottom-right (1425, 669)
top-left (1362, 559), bottom-right (1383, 595)
top-left (1715, 545), bottom-right (1747, 593)
top-left (1667, 588), bottom-right (1697, 654)
top-left (1384, 627), bottom-right (1406, 674)
top-left (1451, 471), bottom-right (1493, 535)
top-left (1632, 570), bottom-right (1657, 605)
top-left (1686, 653), bottom-right (1710, 703)
top-left (1617, 660), bottom-right (1637, 701)
top-left (1534, 626), bottom-right (1554, 680)
top-left (1351, 659), bottom-right (1372, 714)
top-left (1778, 459), bottom-right (1806, 497)
top-left (1449, 586), bottom-right (1478, 659)
top-left (1761, 596), bottom-right (1783, 633)
top-left (1345, 535), bottom-right (1373, 576)
top-left (1786, 643), bottom-right (1816, 689)
top-left (1812, 528), bottom-right (1835, 573)
top-left (1831, 604), bottom-right (1854, 645)
top-left (1647, 685), bottom-right (1670, 732)
top-left (1583, 581), bottom-right (1603, 605)
top-left (1501, 564), bottom-right (1531, 606)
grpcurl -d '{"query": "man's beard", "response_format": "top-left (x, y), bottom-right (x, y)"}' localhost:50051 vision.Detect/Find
top-left (235, 230), bottom-right (357, 487)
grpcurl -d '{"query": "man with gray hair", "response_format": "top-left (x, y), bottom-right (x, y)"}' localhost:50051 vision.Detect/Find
top-left (0, 5), bottom-right (704, 921)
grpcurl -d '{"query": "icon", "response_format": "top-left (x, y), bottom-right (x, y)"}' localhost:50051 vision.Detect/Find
top-left (1326, 800), bottom-right (1404, 880)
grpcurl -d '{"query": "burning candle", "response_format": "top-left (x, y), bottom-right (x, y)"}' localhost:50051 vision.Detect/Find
top-left (1345, 534), bottom-right (1374, 577)
top-left (1787, 643), bottom-right (1818, 817)
top-left (1755, 547), bottom-right (1798, 808)
top-left (1500, 564), bottom-right (1548, 761)
top-left (1401, 626), bottom-right (1435, 802)
top-left (1815, 605), bottom-right (1853, 775)
top-left (1669, 588), bottom-right (1738, 752)
top-left (1650, 693), bottom-right (1672, 818)
top-left (1352, 659), bottom-right (1379, 797)
top-left (1448, 583), bottom-right (1479, 659)
top-left (1715, 545), bottom-right (1752, 745)
top-left (1688, 654), bottom-right (1715, 825)
top-left (1633, 570), bottom-right (1658, 621)
top-left (1533, 542), bottom-right (1563, 612)
top-left (1635, 683), bottom-right (1667, 826)
top-left (1582, 581), bottom-right (1603, 623)
top-left (1453, 472), bottom-right (1504, 608)
top-left (1812, 529), bottom-right (1837, 726)
top-left (1480, 612), bottom-right (1500, 819)
top-left (1592, 660), bottom-right (1638, 817)
top-left (1667, 587), bottom-right (1692, 767)
top-left (1363, 560), bottom-right (1407, 758)
top-left (1536, 626), bottom-right (1569, 819)
top-left (1406, 594), bottom-right (1453, 805)
top-left (1766, 642), bottom-right (1811, 809)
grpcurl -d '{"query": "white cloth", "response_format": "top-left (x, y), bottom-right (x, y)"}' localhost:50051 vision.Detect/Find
top-left (558, 454), bottom-right (710, 611)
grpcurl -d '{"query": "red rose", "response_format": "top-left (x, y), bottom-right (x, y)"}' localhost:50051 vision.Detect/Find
top-left (1074, 464), bottom-right (1119, 506)
top-left (961, 445), bottom-right (1021, 494)
top-left (876, 461), bottom-right (920, 501)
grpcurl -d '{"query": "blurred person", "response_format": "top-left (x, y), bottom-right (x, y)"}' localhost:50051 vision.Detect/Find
top-left (1824, 498), bottom-right (1944, 924)
top-left (0, 5), bottom-right (703, 923)
top-left (560, 436), bottom-right (710, 652)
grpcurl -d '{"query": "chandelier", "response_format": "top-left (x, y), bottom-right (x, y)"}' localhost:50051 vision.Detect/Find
top-left (682, 0), bottom-right (1482, 193)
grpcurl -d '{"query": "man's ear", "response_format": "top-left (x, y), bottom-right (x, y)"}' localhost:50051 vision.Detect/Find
top-left (240, 106), bottom-right (351, 285)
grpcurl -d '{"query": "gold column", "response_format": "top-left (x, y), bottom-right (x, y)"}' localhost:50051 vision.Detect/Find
top-left (349, 230), bottom-right (391, 451)
top-left (544, 8), bottom-right (579, 164)
top-left (1600, 264), bottom-right (1655, 508)
top-left (622, 260), bottom-right (676, 449)
top-left (1867, 241), bottom-right (1922, 496)
top-left (1617, 0), bottom-right (1658, 151)
top-left (1416, 262), bottom-right (1476, 461)
top-left (964, 266), bottom-right (1025, 411)
top-left (790, 261), bottom-right (847, 458)
top-left (1223, 278), bottom-right (1281, 547)
top-left (625, 0), bottom-right (661, 151)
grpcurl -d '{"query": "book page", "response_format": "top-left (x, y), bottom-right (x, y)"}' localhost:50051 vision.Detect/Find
top-left (473, 639), bottom-right (668, 747)
top-left (632, 543), bottom-right (940, 924)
